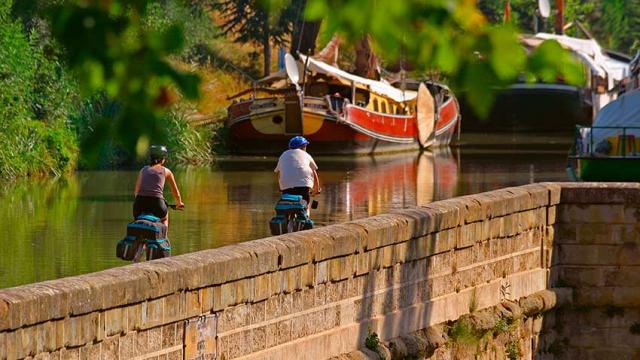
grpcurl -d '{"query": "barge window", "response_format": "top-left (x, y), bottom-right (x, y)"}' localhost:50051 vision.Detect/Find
top-left (373, 99), bottom-right (379, 112)
top-left (381, 102), bottom-right (387, 114)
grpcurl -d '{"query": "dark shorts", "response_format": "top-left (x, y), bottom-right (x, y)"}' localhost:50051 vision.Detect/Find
top-left (282, 187), bottom-right (311, 205)
top-left (133, 196), bottom-right (168, 220)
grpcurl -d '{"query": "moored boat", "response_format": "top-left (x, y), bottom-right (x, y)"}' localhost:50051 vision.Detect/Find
top-left (568, 90), bottom-right (640, 181)
top-left (462, 33), bottom-right (630, 133)
top-left (226, 54), bottom-right (460, 155)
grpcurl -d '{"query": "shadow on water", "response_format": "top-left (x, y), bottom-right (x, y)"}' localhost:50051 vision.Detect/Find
top-left (0, 143), bottom-right (571, 288)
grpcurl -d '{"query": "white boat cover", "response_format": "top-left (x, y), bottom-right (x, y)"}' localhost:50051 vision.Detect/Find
top-left (299, 54), bottom-right (417, 103)
top-left (583, 89), bottom-right (640, 147)
top-left (532, 33), bottom-right (629, 90)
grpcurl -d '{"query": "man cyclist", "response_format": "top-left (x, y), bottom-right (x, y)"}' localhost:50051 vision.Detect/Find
top-left (274, 136), bottom-right (321, 209)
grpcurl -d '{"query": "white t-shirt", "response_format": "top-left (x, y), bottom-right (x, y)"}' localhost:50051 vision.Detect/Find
top-left (274, 149), bottom-right (318, 190)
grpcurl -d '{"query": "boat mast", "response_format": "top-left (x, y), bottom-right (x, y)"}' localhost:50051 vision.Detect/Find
top-left (555, 0), bottom-right (564, 34)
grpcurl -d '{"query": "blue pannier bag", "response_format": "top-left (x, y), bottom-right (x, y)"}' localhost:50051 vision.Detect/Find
top-left (274, 194), bottom-right (307, 213)
top-left (292, 213), bottom-right (314, 231)
top-left (269, 214), bottom-right (288, 235)
top-left (126, 215), bottom-right (167, 240)
top-left (116, 235), bottom-right (140, 260)
top-left (145, 238), bottom-right (171, 260)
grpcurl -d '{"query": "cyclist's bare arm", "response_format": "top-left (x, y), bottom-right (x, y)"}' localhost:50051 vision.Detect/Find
top-left (166, 170), bottom-right (184, 208)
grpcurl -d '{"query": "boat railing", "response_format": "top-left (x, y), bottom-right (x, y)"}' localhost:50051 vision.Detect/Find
top-left (575, 125), bottom-right (640, 158)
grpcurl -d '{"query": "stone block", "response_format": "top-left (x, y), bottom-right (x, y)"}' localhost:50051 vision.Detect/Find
top-left (35, 321), bottom-right (56, 354)
top-left (309, 224), bottom-right (364, 260)
top-left (200, 287), bottom-right (214, 313)
top-left (392, 242), bottom-right (409, 264)
top-left (351, 216), bottom-right (401, 251)
top-left (557, 182), bottom-right (640, 205)
top-left (220, 282), bottom-right (237, 309)
top-left (60, 348), bottom-right (80, 360)
top-left (283, 266), bottom-right (303, 293)
top-left (504, 186), bottom-right (535, 212)
top-left (119, 331), bottom-right (137, 359)
top-left (276, 319), bottom-right (292, 345)
top-left (427, 251), bottom-right (453, 276)
top-left (141, 298), bottom-right (164, 329)
top-left (100, 335), bottom-right (118, 360)
top-left (329, 256), bottom-right (355, 282)
top-left (251, 325), bottom-right (267, 353)
top-left (253, 274), bottom-right (271, 302)
top-left (15, 324), bottom-right (36, 358)
top-left (520, 183), bottom-right (551, 208)
top-left (547, 206), bottom-right (556, 225)
top-left (458, 222), bottom-right (482, 248)
top-left (64, 313), bottom-right (99, 348)
top-left (560, 244), bottom-right (640, 266)
top-left (453, 246), bottom-right (475, 271)
top-left (103, 307), bottom-right (126, 337)
top-left (355, 252), bottom-right (370, 276)
top-left (162, 323), bottom-right (177, 349)
top-left (126, 303), bottom-right (142, 331)
top-left (235, 239), bottom-right (280, 274)
top-left (135, 328), bottom-right (150, 356)
top-left (316, 260), bottom-right (329, 285)
top-left (559, 204), bottom-right (626, 224)
top-left (185, 290), bottom-right (203, 318)
top-left (314, 283), bottom-right (326, 306)
top-left (420, 201), bottom-right (461, 231)
top-left (79, 340), bottom-right (101, 360)
top-left (275, 235), bottom-right (315, 268)
top-left (391, 207), bottom-right (439, 237)
top-left (235, 277), bottom-right (255, 303)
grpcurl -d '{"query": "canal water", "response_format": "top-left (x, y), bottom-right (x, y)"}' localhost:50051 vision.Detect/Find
top-left (0, 136), bottom-right (572, 288)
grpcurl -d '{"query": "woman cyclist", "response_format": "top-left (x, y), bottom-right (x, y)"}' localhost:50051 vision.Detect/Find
top-left (133, 145), bottom-right (184, 232)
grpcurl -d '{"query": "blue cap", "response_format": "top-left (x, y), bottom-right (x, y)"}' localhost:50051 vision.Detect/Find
top-left (289, 136), bottom-right (309, 149)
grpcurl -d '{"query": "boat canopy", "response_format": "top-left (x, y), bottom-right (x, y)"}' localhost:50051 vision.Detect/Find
top-left (522, 33), bottom-right (629, 91)
top-left (587, 90), bottom-right (640, 144)
top-left (299, 54), bottom-right (418, 103)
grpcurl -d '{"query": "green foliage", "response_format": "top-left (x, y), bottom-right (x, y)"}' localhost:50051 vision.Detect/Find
top-left (165, 109), bottom-right (214, 165)
top-left (506, 339), bottom-right (520, 360)
top-left (48, 0), bottom-right (201, 165)
top-left (600, 0), bottom-right (640, 53)
top-left (144, 0), bottom-right (218, 56)
top-left (493, 318), bottom-right (510, 335)
top-left (365, 328), bottom-right (380, 353)
top-left (305, 0), bottom-right (584, 117)
top-left (449, 319), bottom-right (482, 346)
top-left (0, 1), bottom-right (78, 179)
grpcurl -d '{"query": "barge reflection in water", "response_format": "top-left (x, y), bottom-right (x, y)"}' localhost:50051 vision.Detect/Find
top-left (0, 147), bottom-right (569, 288)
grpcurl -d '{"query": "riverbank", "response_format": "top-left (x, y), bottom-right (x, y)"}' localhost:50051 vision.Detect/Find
top-left (0, 1), bottom-right (250, 180)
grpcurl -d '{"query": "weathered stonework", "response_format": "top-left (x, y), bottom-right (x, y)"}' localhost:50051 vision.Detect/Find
top-left (1, 183), bottom-right (637, 360)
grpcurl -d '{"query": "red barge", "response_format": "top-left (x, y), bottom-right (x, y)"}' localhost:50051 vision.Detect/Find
top-left (226, 55), bottom-right (460, 155)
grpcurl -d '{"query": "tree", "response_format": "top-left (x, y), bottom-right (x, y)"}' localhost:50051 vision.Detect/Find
top-left (213, 0), bottom-right (302, 76)
top-left (48, 0), bottom-right (200, 164)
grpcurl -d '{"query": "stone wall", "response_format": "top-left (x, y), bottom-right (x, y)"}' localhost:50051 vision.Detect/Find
top-left (0, 183), bottom-right (561, 360)
top-left (550, 183), bottom-right (640, 359)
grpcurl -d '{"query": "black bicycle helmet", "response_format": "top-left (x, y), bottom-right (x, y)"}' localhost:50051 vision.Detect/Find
top-left (149, 145), bottom-right (168, 163)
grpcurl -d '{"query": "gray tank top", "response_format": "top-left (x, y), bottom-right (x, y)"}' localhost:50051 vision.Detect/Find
top-left (138, 165), bottom-right (166, 198)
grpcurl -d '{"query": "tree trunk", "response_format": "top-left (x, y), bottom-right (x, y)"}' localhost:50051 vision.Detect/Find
top-left (263, 23), bottom-right (271, 77)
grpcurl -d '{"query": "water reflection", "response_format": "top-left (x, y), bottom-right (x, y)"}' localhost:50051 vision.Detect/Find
top-left (0, 147), bottom-right (569, 288)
